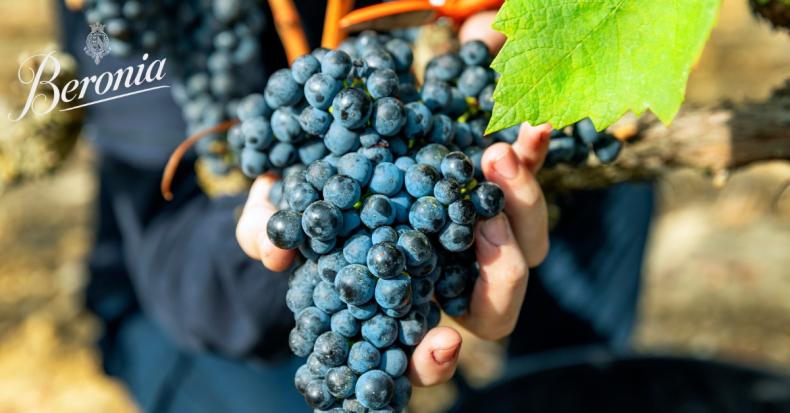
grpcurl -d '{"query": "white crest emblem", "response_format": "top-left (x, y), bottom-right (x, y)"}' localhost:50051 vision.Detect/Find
top-left (84, 22), bottom-right (111, 65)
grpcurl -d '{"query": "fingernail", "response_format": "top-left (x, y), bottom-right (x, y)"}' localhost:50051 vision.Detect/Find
top-left (491, 145), bottom-right (518, 179)
top-left (480, 213), bottom-right (511, 246)
top-left (432, 346), bottom-right (460, 364)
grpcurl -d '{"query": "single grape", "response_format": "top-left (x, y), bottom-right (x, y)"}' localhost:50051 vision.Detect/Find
top-left (470, 182), bottom-right (505, 218)
top-left (348, 340), bottom-right (381, 374)
top-left (334, 264), bottom-right (376, 305)
top-left (267, 209), bottom-right (304, 249)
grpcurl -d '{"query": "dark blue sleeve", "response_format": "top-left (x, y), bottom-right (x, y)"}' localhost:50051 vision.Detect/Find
top-left (130, 191), bottom-right (294, 359)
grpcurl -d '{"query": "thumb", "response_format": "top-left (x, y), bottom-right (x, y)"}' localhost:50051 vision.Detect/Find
top-left (481, 143), bottom-right (549, 267)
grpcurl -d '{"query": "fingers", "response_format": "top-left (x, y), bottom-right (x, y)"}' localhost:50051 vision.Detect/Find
top-left (458, 11), bottom-right (505, 54)
top-left (481, 143), bottom-right (549, 267)
top-left (511, 123), bottom-right (553, 174)
top-left (408, 326), bottom-right (462, 386)
top-left (236, 173), bottom-right (296, 271)
top-left (455, 213), bottom-right (529, 340)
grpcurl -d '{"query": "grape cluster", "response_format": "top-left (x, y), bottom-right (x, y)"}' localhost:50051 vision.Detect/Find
top-left (545, 118), bottom-right (623, 167)
top-left (84, 0), bottom-right (268, 175)
top-left (236, 37), bottom-right (511, 412)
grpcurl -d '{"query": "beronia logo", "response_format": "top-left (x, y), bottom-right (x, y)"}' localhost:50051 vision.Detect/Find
top-left (8, 23), bottom-right (169, 121)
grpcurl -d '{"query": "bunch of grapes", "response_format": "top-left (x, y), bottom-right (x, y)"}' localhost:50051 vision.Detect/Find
top-left (545, 118), bottom-right (623, 168)
top-left (227, 35), bottom-right (512, 412)
top-left (84, 0), bottom-right (268, 175)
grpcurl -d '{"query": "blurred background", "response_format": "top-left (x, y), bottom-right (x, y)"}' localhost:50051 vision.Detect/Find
top-left (0, 0), bottom-right (788, 412)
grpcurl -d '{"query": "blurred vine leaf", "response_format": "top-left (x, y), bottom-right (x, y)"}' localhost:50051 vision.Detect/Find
top-left (488, 0), bottom-right (721, 132)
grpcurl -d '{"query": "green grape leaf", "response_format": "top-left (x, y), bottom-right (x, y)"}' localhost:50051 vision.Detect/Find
top-left (488, 0), bottom-right (720, 132)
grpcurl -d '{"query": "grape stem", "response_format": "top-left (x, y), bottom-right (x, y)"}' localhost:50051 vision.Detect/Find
top-left (160, 119), bottom-right (239, 201)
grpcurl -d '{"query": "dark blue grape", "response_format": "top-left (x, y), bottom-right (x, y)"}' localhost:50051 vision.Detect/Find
top-left (385, 38), bottom-right (413, 71)
top-left (356, 370), bottom-right (394, 409)
top-left (458, 65), bottom-right (491, 97)
top-left (317, 250), bottom-right (347, 283)
top-left (241, 117), bottom-right (273, 150)
top-left (440, 295), bottom-right (469, 317)
top-left (406, 251), bottom-right (437, 278)
top-left (366, 242), bottom-right (405, 280)
top-left (304, 379), bottom-right (334, 410)
top-left (470, 182), bottom-right (505, 218)
top-left (464, 146), bottom-right (484, 179)
top-left (368, 69), bottom-right (399, 99)
top-left (302, 201), bottom-right (344, 241)
top-left (439, 222), bottom-right (474, 252)
top-left (374, 274), bottom-right (411, 309)
top-left (323, 175), bottom-right (361, 210)
top-left (313, 280), bottom-right (345, 314)
top-left (388, 137), bottom-right (408, 157)
top-left (299, 106), bottom-right (333, 136)
top-left (411, 277), bottom-right (434, 305)
top-left (332, 88), bottom-right (372, 129)
top-left (361, 195), bottom-right (396, 229)
top-left (348, 340), bottom-right (381, 374)
top-left (394, 156), bottom-right (415, 172)
top-left (292, 53), bottom-right (321, 84)
top-left (306, 160), bottom-right (337, 191)
top-left (460, 40), bottom-right (490, 66)
top-left (440, 151), bottom-right (474, 183)
top-left (421, 80), bottom-right (451, 112)
top-left (425, 53), bottom-right (463, 82)
top-left (379, 347), bottom-right (408, 377)
top-left (288, 181), bottom-right (320, 212)
top-left (404, 164), bottom-right (440, 198)
top-left (321, 50), bottom-right (352, 79)
top-left (478, 84), bottom-right (494, 112)
top-left (334, 264), bottom-right (376, 305)
top-left (371, 97), bottom-right (405, 137)
top-left (398, 310), bottom-right (427, 346)
top-left (287, 284), bottom-right (314, 313)
top-left (289, 327), bottom-right (314, 357)
top-left (389, 190), bottom-right (411, 224)
top-left (330, 309), bottom-right (359, 338)
top-left (338, 153), bottom-right (373, 185)
top-left (295, 364), bottom-right (315, 395)
top-left (448, 199), bottom-right (476, 225)
top-left (383, 301), bottom-right (412, 318)
top-left (415, 143), bottom-right (449, 169)
top-left (348, 300), bottom-right (378, 321)
top-left (291, 260), bottom-right (320, 288)
top-left (307, 352), bottom-right (331, 377)
top-left (269, 142), bottom-right (298, 168)
top-left (240, 148), bottom-right (268, 177)
top-left (397, 230), bottom-right (433, 266)
top-left (359, 146), bottom-right (393, 164)
top-left (592, 133), bottom-right (622, 164)
top-left (403, 102), bottom-right (433, 138)
top-left (314, 331), bottom-right (349, 367)
top-left (267, 209), bottom-right (304, 249)
top-left (573, 117), bottom-right (600, 145)
top-left (343, 233), bottom-right (372, 265)
top-left (391, 376), bottom-right (412, 412)
top-left (340, 210), bottom-right (362, 237)
top-left (237, 93), bottom-right (271, 121)
top-left (296, 306), bottom-right (330, 339)
top-left (264, 68), bottom-right (302, 108)
top-left (310, 237), bottom-right (336, 254)
top-left (433, 178), bottom-right (461, 205)
top-left (409, 196), bottom-right (447, 233)
top-left (361, 314), bottom-right (398, 349)
top-left (454, 122), bottom-right (474, 148)
top-left (369, 162), bottom-right (404, 196)
top-left (371, 226), bottom-right (398, 245)
top-left (326, 365), bottom-right (357, 398)
top-left (298, 139), bottom-right (328, 164)
top-left (446, 87), bottom-right (470, 118)
top-left (428, 114), bottom-right (455, 145)
top-left (305, 73), bottom-right (343, 110)
top-left (343, 398), bottom-right (368, 413)
top-left (325, 121), bottom-right (361, 155)
top-left (363, 48), bottom-right (396, 71)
